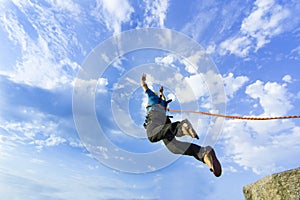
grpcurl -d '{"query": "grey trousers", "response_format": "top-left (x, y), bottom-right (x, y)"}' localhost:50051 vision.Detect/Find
top-left (145, 110), bottom-right (204, 162)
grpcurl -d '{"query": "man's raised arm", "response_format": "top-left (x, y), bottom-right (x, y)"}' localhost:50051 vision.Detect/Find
top-left (141, 73), bottom-right (148, 91)
top-left (159, 86), bottom-right (166, 100)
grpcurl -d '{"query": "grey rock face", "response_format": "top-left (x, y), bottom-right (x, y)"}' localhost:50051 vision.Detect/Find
top-left (243, 167), bottom-right (300, 200)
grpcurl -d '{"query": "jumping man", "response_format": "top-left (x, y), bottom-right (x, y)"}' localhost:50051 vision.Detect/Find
top-left (141, 74), bottom-right (222, 177)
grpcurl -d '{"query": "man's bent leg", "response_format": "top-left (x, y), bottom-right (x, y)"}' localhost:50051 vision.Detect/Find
top-left (163, 139), bottom-right (222, 177)
top-left (162, 138), bottom-right (202, 161)
top-left (147, 122), bottom-right (179, 142)
top-left (146, 110), bottom-right (179, 142)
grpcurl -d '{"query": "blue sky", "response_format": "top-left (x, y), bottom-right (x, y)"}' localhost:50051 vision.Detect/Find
top-left (0, 0), bottom-right (300, 199)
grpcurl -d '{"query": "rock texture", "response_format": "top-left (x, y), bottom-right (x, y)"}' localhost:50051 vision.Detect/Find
top-left (243, 167), bottom-right (300, 200)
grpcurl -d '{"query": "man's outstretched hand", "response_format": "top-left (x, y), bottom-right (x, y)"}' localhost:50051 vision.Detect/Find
top-left (141, 74), bottom-right (148, 91)
top-left (159, 86), bottom-right (163, 93)
top-left (141, 74), bottom-right (147, 82)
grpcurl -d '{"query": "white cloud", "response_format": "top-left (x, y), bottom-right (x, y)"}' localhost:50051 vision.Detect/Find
top-left (0, 1), bottom-right (81, 90)
top-left (143, 0), bottom-right (169, 27)
top-left (1, 119), bottom-right (58, 141)
top-left (219, 36), bottom-right (252, 57)
top-left (221, 165), bottom-right (238, 173)
top-left (155, 54), bottom-right (176, 67)
top-left (223, 73), bottom-right (249, 100)
top-left (288, 46), bottom-right (300, 60)
top-left (0, 132), bottom-right (17, 159)
top-left (181, 1), bottom-right (248, 42)
top-left (0, 5), bottom-right (27, 50)
top-left (241, 0), bottom-right (290, 50)
top-left (45, 0), bottom-right (81, 17)
top-left (221, 78), bottom-right (298, 174)
top-left (92, 0), bottom-right (134, 34)
top-left (183, 73), bottom-right (209, 101)
top-left (183, 50), bottom-right (206, 74)
top-left (0, 143), bottom-right (158, 200)
top-left (282, 74), bottom-right (292, 83)
top-left (4, 36), bottom-right (79, 90)
top-left (245, 80), bottom-right (293, 116)
top-left (205, 43), bottom-right (216, 54)
top-left (112, 57), bottom-right (126, 73)
top-left (153, 53), bottom-right (227, 105)
top-left (32, 134), bottom-right (66, 150)
top-left (97, 77), bottom-right (109, 93)
top-left (154, 52), bottom-right (206, 74)
top-left (222, 119), bottom-right (300, 174)
top-left (0, 107), bottom-right (76, 153)
top-left (219, 0), bottom-right (293, 57)
top-left (73, 77), bottom-right (108, 96)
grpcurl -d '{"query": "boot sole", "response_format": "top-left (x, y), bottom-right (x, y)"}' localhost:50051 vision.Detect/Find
top-left (204, 148), bottom-right (222, 177)
top-left (182, 119), bottom-right (199, 139)
top-left (188, 127), bottom-right (199, 139)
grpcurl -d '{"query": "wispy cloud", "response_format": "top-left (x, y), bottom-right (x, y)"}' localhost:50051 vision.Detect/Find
top-left (46, 0), bottom-right (81, 17)
top-left (222, 79), bottom-right (299, 174)
top-left (223, 73), bottom-right (249, 100)
top-left (219, 36), bottom-right (252, 57)
top-left (73, 77), bottom-right (109, 98)
top-left (288, 46), bottom-right (300, 60)
top-left (0, 1), bottom-right (81, 90)
top-left (180, 1), bottom-right (249, 42)
top-left (0, 152), bottom-right (159, 200)
top-left (31, 134), bottom-right (67, 150)
top-left (154, 54), bottom-right (177, 68)
top-left (92, 0), bottom-right (134, 34)
top-left (219, 0), bottom-right (298, 57)
top-left (222, 119), bottom-right (300, 174)
top-left (245, 80), bottom-right (293, 116)
top-left (240, 0), bottom-right (290, 50)
top-left (143, 0), bottom-right (169, 28)
top-left (153, 53), bottom-right (247, 107)
top-left (0, 105), bottom-right (77, 154)
top-left (282, 75), bottom-right (292, 83)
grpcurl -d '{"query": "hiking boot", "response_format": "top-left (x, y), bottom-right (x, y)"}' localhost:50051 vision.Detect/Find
top-left (177, 119), bottom-right (199, 139)
top-left (202, 146), bottom-right (222, 177)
